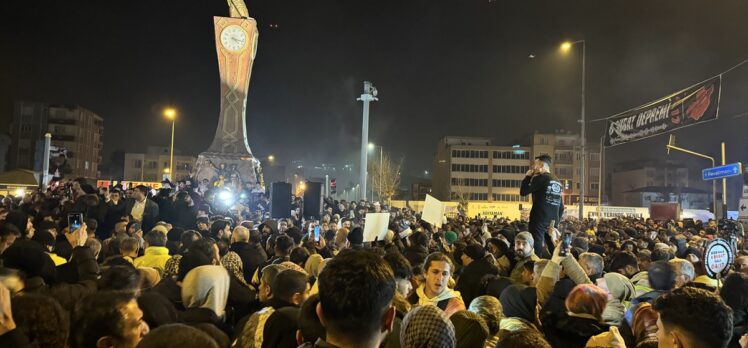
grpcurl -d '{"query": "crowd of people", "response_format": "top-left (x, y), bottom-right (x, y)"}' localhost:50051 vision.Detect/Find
top-left (0, 176), bottom-right (747, 348)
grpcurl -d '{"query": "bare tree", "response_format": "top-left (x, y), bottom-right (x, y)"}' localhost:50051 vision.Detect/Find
top-left (369, 153), bottom-right (402, 203)
top-left (450, 180), bottom-right (472, 211)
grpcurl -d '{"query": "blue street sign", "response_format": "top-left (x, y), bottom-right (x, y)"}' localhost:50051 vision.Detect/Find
top-left (702, 162), bottom-right (743, 181)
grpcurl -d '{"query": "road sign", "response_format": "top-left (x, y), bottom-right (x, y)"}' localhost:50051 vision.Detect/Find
top-left (740, 198), bottom-right (748, 219)
top-left (702, 162), bottom-right (743, 181)
top-left (704, 238), bottom-right (734, 279)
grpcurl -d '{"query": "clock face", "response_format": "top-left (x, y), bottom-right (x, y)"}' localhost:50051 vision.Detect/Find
top-left (220, 25), bottom-right (247, 52)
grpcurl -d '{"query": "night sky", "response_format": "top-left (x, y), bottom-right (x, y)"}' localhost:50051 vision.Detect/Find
top-left (3, 1), bottom-right (748, 191)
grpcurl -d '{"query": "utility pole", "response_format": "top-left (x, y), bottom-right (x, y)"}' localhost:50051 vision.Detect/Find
top-left (357, 81), bottom-right (378, 201)
top-left (666, 135), bottom-right (718, 216)
top-left (42, 133), bottom-right (51, 191)
top-left (579, 41), bottom-right (587, 220)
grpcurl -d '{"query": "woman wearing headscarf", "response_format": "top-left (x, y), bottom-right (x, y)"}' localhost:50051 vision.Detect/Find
top-left (499, 284), bottom-right (538, 332)
top-left (469, 295), bottom-right (503, 348)
top-left (222, 251), bottom-right (250, 287)
top-left (400, 305), bottom-right (456, 348)
top-left (220, 251), bottom-right (258, 325)
top-left (450, 310), bottom-right (489, 348)
top-left (181, 265), bottom-right (231, 332)
top-left (543, 284), bottom-right (610, 348)
top-left (303, 253), bottom-right (325, 286)
top-left (631, 303), bottom-right (658, 347)
top-left (597, 272), bottom-right (635, 326)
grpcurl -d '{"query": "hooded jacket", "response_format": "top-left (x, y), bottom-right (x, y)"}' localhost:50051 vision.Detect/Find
top-left (600, 272), bottom-right (635, 327)
top-left (408, 284), bottom-right (466, 318)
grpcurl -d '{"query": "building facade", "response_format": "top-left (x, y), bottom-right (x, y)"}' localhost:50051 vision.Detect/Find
top-left (123, 147), bottom-right (196, 182)
top-left (9, 101), bottom-right (103, 179)
top-left (610, 160), bottom-right (709, 209)
top-left (432, 136), bottom-right (532, 203)
top-left (432, 132), bottom-right (600, 204)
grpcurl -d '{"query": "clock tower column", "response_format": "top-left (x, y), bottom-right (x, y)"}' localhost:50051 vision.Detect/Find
top-left (194, 16), bottom-right (263, 188)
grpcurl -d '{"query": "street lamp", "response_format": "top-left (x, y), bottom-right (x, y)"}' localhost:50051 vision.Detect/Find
top-left (268, 155), bottom-right (275, 162)
top-left (560, 40), bottom-right (586, 220)
top-left (164, 107), bottom-right (177, 181)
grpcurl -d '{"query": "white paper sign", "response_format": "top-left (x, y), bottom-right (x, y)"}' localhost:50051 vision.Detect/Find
top-left (422, 195), bottom-right (445, 228)
top-left (364, 213), bottom-right (391, 242)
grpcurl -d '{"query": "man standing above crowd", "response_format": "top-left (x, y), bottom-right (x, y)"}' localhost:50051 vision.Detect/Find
top-left (125, 185), bottom-right (159, 233)
top-left (520, 154), bottom-right (564, 257)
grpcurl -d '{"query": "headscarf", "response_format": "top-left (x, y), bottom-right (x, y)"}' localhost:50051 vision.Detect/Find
top-left (400, 305), bottom-right (456, 348)
top-left (181, 265), bottom-right (230, 318)
top-left (499, 284), bottom-right (537, 324)
top-left (450, 310), bottom-right (489, 348)
top-left (468, 295), bottom-right (502, 336)
top-left (221, 251), bottom-right (250, 287)
top-left (279, 261), bottom-right (307, 275)
top-left (632, 302), bottom-right (659, 343)
top-left (138, 267), bottom-right (162, 290)
top-left (162, 254), bottom-right (181, 280)
top-left (603, 272), bottom-right (635, 302)
top-left (304, 254), bottom-right (325, 278)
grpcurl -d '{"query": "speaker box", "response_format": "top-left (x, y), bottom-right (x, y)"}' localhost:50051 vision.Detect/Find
top-left (271, 182), bottom-right (292, 219)
top-left (303, 182), bottom-right (322, 220)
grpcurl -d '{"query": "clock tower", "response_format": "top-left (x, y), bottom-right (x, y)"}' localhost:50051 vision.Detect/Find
top-left (194, 15), bottom-right (263, 189)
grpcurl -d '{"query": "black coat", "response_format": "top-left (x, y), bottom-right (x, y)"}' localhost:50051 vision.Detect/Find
top-left (543, 312), bottom-right (609, 348)
top-left (172, 201), bottom-right (197, 230)
top-left (455, 257), bottom-right (498, 307)
top-left (102, 200), bottom-right (127, 238)
top-left (403, 245), bottom-right (429, 269)
top-left (18, 246), bottom-right (99, 313)
top-left (262, 306), bottom-right (300, 348)
top-left (230, 242), bottom-right (267, 283)
top-left (124, 198), bottom-right (160, 232)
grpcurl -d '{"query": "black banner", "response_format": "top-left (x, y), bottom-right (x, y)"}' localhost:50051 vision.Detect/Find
top-left (604, 76), bottom-right (721, 147)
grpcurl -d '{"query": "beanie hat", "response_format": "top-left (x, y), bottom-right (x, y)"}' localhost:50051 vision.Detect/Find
top-left (347, 227), bottom-right (364, 245)
top-left (464, 244), bottom-right (486, 261)
top-left (515, 231), bottom-right (534, 247)
top-left (444, 231), bottom-right (458, 245)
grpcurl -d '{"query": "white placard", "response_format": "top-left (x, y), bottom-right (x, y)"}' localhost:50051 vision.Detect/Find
top-left (363, 213), bottom-right (391, 242)
top-left (422, 194), bottom-right (445, 227)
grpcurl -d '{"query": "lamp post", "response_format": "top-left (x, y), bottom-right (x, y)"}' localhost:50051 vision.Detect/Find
top-left (164, 108), bottom-right (176, 181)
top-left (357, 81), bottom-right (378, 201)
top-left (561, 40), bottom-right (586, 220)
